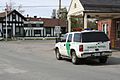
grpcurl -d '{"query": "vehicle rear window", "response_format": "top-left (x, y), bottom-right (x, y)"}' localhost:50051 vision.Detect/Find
top-left (82, 32), bottom-right (109, 42)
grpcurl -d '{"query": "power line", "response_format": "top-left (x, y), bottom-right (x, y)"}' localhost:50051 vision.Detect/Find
top-left (0, 5), bottom-right (69, 8)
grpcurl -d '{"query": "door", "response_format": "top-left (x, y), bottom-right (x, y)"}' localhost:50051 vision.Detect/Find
top-left (66, 34), bottom-right (72, 56)
top-left (59, 34), bottom-right (68, 56)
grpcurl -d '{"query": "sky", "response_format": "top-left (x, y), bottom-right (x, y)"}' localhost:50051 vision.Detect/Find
top-left (0, 0), bottom-right (71, 18)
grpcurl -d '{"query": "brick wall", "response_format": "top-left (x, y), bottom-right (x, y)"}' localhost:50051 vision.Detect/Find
top-left (98, 19), bottom-right (120, 49)
top-left (98, 19), bottom-right (112, 39)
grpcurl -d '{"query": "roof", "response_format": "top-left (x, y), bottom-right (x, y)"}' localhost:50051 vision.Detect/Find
top-left (67, 30), bottom-right (101, 34)
top-left (27, 17), bottom-right (67, 28)
top-left (79, 0), bottom-right (120, 12)
top-left (0, 11), bottom-right (11, 18)
top-left (0, 10), bottom-right (26, 20)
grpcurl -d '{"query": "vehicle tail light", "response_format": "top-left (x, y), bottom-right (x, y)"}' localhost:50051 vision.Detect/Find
top-left (109, 43), bottom-right (111, 49)
top-left (79, 45), bottom-right (83, 52)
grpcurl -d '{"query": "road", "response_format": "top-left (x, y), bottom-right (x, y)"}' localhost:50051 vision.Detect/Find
top-left (0, 40), bottom-right (120, 80)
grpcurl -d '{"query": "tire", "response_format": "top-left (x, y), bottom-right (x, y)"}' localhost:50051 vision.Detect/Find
top-left (71, 51), bottom-right (79, 64)
top-left (99, 57), bottom-right (108, 63)
top-left (55, 48), bottom-right (62, 60)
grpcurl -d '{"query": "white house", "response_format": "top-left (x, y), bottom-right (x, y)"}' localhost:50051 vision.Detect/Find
top-left (67, 0), bottom-right (120, 32)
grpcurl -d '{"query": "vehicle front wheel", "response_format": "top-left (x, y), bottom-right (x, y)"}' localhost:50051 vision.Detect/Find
top-left (99, 57), bottom-right (108, 63)
top-left (55, 48), bottom-right (62, 60)
top-left (71, 51), bottom-right (79, 64)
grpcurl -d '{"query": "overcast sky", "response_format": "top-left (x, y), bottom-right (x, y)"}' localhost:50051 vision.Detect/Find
top-left (0, 0), bottom-right (71, 18)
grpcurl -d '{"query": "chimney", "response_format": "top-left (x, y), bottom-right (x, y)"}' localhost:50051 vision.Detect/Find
top-left (27, 14), bottom-right (29, 17)
top-left (34, 16), bottom-right (37, 18)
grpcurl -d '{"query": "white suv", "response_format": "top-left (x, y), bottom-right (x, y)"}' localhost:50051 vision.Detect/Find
top-left (55, 30), bottom-right (112, 64)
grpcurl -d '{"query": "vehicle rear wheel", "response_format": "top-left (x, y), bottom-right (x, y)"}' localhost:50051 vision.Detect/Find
top-left (99, 57), bottom-right (108, 63)
top-left (55, 48), bottom-right (62, 60)
top-left (71, 51), bottom-right (79, 64)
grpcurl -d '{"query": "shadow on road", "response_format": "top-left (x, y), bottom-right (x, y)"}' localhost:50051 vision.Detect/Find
top-left (83, 57), bottom-right (120, 66)
top-left (61, 57), bottom-right (120, 66)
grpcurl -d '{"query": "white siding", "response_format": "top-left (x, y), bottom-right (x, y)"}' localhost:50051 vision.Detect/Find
top-left (19, 17), bottom-right (22, 21)
top-left (67, 0), bottom-right (84, 16)
top-left (16, 15), bottom-right (19, 21)
top-left (51, 28), bottom-right (54, 36)
top-left (13, 24), bottom-right (15, 36)
top-left (10, 15), bottom-right (12, 21)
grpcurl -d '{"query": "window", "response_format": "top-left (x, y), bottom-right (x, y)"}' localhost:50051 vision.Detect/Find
top-left (12, 13), bottom-right (16, 19)
top-left (74, 3), bottom-right (77, 8)
top-left (61, 34), bottom-right (67, 42)
top-left (116, 22), bottom-right (120, 38)
top-left (67, 34), bottom-right (72, 42)
top-left (73, 33), bottom-right (81, 42)
top-left (16, 27), bottom-right (19, 33)
top-left (28, 24), bottom-right (31, 27)
top-left (36, 24), bottom-right (40, 27)
top-left (34, 30), bottom-right (41, 34)
top-left (32, 24), bottom-right (36, 27)
top-left (82, 32), bottom-right (109, 43)
top-left (40, 24), bottom-right (43, 27)
top-left (46, 28), bottom-right (51, 34)
top-left (24, 24), bottom-right (28, 27)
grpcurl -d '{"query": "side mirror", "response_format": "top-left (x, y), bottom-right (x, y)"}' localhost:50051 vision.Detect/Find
top-left (56, 37), bottom-right (61, 43)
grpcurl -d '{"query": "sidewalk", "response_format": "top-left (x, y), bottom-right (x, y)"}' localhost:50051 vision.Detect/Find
top-left (111, 49), bottom-right (120, 57)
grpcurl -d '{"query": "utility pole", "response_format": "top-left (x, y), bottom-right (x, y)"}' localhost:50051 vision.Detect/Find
top-left (59, 0), bottom-right (61, 19)
top-left (56, 0), bottom-right (61, 43)
top-left (5, 9), bottom-right (8, 41)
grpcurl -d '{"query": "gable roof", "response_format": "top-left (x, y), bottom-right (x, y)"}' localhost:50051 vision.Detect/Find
top-left (79, 0), bottom-right (120, 12)
top-left (0, 9), bottom-right (26, 20)
top-left (27, 17), bottom-right (67, 28)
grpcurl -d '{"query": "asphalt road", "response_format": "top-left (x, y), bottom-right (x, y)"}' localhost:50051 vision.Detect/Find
top-left (0, 40), bottom-right (120, 80)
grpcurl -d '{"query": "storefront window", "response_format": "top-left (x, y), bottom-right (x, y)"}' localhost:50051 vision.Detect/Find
top-left (46, 28), bottom-right (51, 34)
top-left (116, 23), bottom-right (120, 38)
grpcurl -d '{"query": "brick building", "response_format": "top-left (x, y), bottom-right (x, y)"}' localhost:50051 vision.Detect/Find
top-left (68, 0), bottom-right (120, 49)
top-left (98, 18), bottom-right (120, 49)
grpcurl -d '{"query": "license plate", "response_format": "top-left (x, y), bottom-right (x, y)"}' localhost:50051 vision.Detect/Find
top-left (92, 53), bottom-right (100, 56)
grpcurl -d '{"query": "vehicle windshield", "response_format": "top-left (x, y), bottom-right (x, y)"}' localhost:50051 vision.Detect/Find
top-left (82, 32), bottom-right (109, 42)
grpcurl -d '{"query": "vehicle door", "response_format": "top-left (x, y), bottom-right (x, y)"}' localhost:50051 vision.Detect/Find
top-left (59, 34), bottom-right (68, 56)
top-left (65, 34), bottom-right (72, 57)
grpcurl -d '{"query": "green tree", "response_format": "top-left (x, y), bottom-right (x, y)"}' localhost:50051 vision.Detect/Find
top-left (57, 7), bottom-right (68, 20)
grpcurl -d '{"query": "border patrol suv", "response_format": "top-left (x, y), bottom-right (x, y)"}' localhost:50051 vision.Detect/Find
top-left (55, 30), bottom-right (112, 64)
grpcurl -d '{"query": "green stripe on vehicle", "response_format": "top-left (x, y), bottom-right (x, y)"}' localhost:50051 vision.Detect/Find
top-left (66, 42), bottom-right (70, 56)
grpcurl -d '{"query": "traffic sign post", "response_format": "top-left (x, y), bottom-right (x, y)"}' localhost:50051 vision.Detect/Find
top-left (54, 26), bottom-right (61, 34)
top-left (55, 26), bottom-right (61, 43)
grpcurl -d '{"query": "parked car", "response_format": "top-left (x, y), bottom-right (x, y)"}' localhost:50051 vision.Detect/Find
top-left (55, 30), bottom-right (112, 64)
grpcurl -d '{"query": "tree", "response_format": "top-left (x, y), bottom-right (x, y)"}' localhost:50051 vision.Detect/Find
top-left (57, 7), bottom-right (68, 20)
top-left (18, 4), bottom-right (25, 14)
top-left (71, 17), bottom-right (83, 31)
top-left (71, 17), bottom-right (97, 31)
top-left (5, 0), bottom-right (25, 14)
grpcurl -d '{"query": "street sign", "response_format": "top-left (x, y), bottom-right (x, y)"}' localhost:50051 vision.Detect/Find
top-left (54, 26), bottom-right (61, 34)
